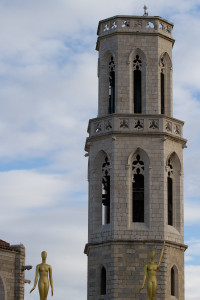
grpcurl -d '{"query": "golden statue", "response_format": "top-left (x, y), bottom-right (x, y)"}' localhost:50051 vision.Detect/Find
top-left (139, 241), bottom-right (165, 300)
top-left (30, 251), bottom-right (53, 300)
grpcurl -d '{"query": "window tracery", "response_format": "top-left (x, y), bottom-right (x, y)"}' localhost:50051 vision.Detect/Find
top-left (133, 55), bottom-right (142, 71)
top-left (160, 55), bottom-right (165, 114)
top-left (108, 56), bottom-right (115, 114)
top-left (132, 154), bottom-right (144, 222)
top-left (100, 267), bottom-right (106, 295)
top-left (102, 156), bottom-right (111, 224)
top-left (167, 158), bottom-right (173, 226)
top-left (171, 267), bottom-right (175, 296)
top-left (133, 55), bottom-right (142, 113)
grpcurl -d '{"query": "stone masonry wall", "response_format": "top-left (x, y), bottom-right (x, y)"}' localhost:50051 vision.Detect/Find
top-left (0, 244), bottom-right (25, 300)
top-left (87, 241), bottom-right (185, 300)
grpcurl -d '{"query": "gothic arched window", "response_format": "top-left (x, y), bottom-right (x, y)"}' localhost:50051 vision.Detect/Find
top-left (100, 267), bottom-right (106, 295)
top-left (108, 57), bottom-right (115, 114)
top-left (102, 156), bottom-right (111, 225)
top-left (133, 55), bottom-right (142, 113)
top-left (171, 267), bottom-right (175, 296)
top-left (166, 152), bottom-right (181, 231)
top-left (132, 154), bottom-right (144, 222)
top-left (167, 159), bottom-right (173, 226)
top-left (160, 56), bottom-right (165, 114)
top-left (159, 52), bottom-right (173, 116)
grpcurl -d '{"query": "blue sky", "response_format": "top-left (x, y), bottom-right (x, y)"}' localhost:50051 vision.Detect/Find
top-left (0, 0), bottom-right (200, 299)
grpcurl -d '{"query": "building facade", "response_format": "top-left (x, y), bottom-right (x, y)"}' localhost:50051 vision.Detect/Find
top-left (0, 240), bottom-right (29, 300)
top-left (85, 14), bottom-right (187, 299)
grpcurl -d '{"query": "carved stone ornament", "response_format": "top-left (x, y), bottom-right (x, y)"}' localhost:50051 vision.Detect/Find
top-left (104, 120), bottom-right (112, 130)
top-left (165, 122), bottom-right (172, 132)
top-left (146, 21), bottom-right (154, 29)
top-left (122, 20), bottom-right (130, 27)
top-left (134, 20), bottom-right (142, 28)
top-left (134, 119), bottom-right (144, 129)
top-left (103, 24), bottom-right (109, 31)
top-left (133, 55), bottom-right (142, 71)
top-left (149, 119), bottom-right (159, 129)
top-left (95, 122), bottom-right (102, 133)
top-left (174, 124), bottom-right (181, 135)
top-left (167, 158), bottom-right (173, 176)
top-left (109, 56), bottom-right (115, 72)
top-left (132, 154), bottom-right (144, 176)
top-left (120, 119), bottom-right (129, 128)
top-left (111, 21), bottom-right (117, 29)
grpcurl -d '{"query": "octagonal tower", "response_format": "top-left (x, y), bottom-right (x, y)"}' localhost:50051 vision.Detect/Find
top-left (85, 14), bottom-right (187, 300)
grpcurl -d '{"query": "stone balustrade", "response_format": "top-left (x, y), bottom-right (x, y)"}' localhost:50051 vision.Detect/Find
top-left (97, 16), bottom-right (173, 39)
top-left (87, 114), bottom-right (184, 139)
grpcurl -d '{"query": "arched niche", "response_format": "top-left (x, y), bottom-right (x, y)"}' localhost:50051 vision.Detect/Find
top-left (99, 50), bottom-right (117, 116)
top-left (92, 150), bottom-right (112, 230)
top-left (166, 152), bottom-right (181, 230)
top-left (128, 48), bottom-right (147, 113)
top-left (171, 265), bottom-right (179, 298)
top-left (159, 52), bottom-right (173, 116)
top-left (127, 148), bottom-right (150, 227)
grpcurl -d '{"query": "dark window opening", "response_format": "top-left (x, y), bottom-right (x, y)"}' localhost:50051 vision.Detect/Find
top-left (134, 69), bottom-right (142, 113)
top-left (133, 55), bottom-right (142, 113)
top-left (168, 176), bottom-right (173, 226)
top-left (108, 57), bottom-right (115, 114)
top-left (109, 70), bottom-right (115, 114)
top-left (171, 267), bottom-right (175, 296)
top-left (161, 72), bottom-right (165, 114)
top-left (133, 173), bottom-right (144, 222)
top-left (102, 157), bottom-right (110, 224)
top-left (101, 267), bottom-right (106, 295)
top-left (132, 155), bottom-right (144, 222)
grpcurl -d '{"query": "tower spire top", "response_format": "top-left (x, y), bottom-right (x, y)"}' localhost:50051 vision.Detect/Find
top-left (143, 5), bottom-right (148, 16)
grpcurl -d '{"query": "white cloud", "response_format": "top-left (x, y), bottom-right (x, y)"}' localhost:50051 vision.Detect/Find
top-left (0, 0), bottom-right (200, 299)
top-left (185, 265), bottom-right (200, 300)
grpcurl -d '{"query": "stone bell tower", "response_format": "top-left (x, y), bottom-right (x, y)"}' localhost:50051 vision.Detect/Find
top-left (84, 13), bottom-right (187, 300)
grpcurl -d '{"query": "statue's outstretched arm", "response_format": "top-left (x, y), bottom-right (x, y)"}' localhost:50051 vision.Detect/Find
top-left (49, 265), bottom-right (53, 296)
top-left (30, 265), bottom-right (39, 293)
top-left (157, 241), bottom-right (165, 269)
top-left (138, 264), bottom-right (147, 293)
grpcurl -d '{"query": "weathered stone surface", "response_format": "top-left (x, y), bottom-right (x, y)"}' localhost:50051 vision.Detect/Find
top-left (0, 242), bottom-right (25, 300)
top-left (85, 14), bottom-right (186, 300)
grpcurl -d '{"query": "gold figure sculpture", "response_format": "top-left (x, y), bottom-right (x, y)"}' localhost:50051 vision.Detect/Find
top-left (139, 241), bottom-right (165, 300)
top-left (30, 251), bottom-right (53, 300)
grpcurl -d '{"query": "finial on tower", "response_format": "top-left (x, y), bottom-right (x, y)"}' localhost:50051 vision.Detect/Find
top-left (143, 5), bottom-right (148, 16)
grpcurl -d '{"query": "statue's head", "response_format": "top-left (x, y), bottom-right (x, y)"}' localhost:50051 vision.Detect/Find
top-left (41, 251), bottom-right (47, 260)
top-left (150, 250), bottom-right (155, 261)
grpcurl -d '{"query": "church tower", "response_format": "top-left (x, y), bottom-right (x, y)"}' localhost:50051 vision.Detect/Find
top-left (84, 13), bottom-right (187, 299)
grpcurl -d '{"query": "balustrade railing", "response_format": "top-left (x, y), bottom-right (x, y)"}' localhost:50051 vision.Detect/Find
top-left (88, 115), bottom-right (183, 138)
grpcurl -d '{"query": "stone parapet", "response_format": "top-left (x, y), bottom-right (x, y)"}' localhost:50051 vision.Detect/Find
top-left (86, 114), bottom-right (186, 144)
top-left (96, 15), bottom-right (174, 50)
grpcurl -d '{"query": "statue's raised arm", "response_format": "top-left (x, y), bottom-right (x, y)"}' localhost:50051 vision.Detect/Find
top-left (138, 241), bottom-right (165, 300)
top-left (157, 241), bottom-right (165, 269)
top-left (30, 251), bottom-right (53, 300)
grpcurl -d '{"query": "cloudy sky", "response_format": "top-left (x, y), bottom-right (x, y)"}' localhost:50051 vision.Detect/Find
top-left (0, 0), bottom-right (200, 299)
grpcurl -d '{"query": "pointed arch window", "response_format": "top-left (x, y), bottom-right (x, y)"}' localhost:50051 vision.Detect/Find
top-left (166, 153), bottom-right (181, 231)
top-left (100, 267), bottom-right (106, 295)
top-left (132, 154), bottom-right (144, 222)
top-left (102, 156), bottom-right (110, 225)
top-left (167, 159), bottom-right (173, 226)
top-left (171, 267), bottom-right (175, 296)
top-left (160, 56), bottom-right (165, 114)
top-left (133, 55), bottom-right (142, 113)
top-left (108, 57), bottom-right (115, 114)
